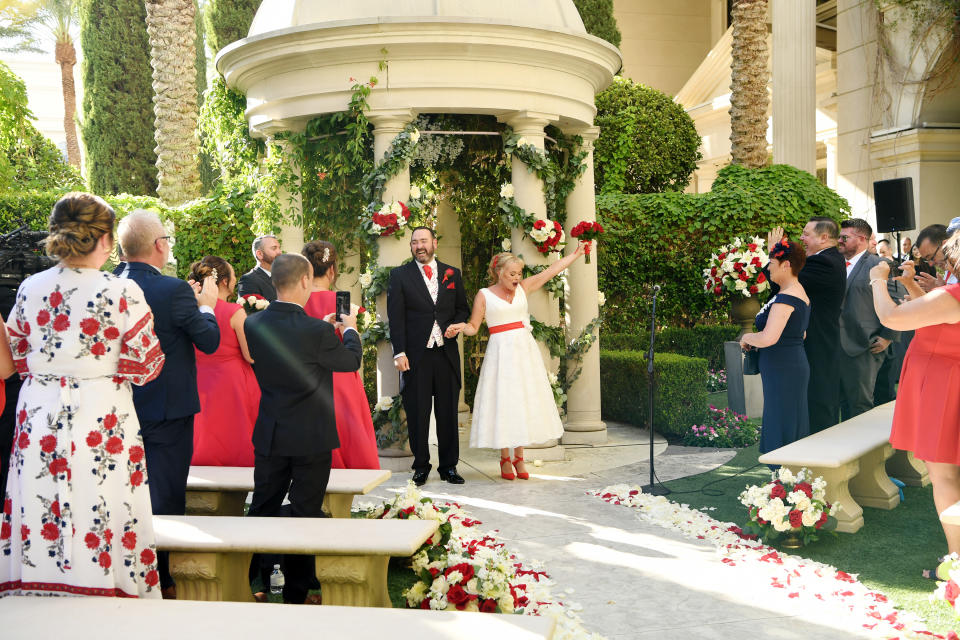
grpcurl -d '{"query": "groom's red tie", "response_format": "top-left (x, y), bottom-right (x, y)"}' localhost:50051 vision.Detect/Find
top-left (423, 265), bottom-right (432, 279)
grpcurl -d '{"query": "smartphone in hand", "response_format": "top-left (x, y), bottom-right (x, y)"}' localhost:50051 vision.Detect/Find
top-left (335, 290), bottom-right (350, 322)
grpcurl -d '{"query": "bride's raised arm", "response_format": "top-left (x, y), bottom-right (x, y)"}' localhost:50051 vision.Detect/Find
top-left (521, 240), bottom-right (586, 293)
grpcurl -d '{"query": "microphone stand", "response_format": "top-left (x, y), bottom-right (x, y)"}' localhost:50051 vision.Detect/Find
top-left (641, 285), bottom-right (670, 496)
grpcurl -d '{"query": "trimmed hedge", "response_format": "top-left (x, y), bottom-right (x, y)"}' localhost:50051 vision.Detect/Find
top-left (600, 350), bottom-right (707, 437)
top-left (601, 325), bottom-right (740, 369)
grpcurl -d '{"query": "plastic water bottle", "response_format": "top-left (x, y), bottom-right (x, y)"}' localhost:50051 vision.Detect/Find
top-left (269, 564), bottom-right (284, 595)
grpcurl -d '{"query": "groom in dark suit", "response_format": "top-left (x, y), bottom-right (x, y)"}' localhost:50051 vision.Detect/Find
top-left (388, 227), bottom-right (470, 486)
top-left (117, 210), bottom-right (221, 598)
top-left (244, 253), bottom-right (362, 604)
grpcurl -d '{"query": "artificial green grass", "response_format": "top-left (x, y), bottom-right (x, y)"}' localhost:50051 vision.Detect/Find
top-left (662, 444), bottom-right (959, 634)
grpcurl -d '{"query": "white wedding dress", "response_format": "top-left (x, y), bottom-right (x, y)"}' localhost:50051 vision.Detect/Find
top-left (469, 286), bottom-right (564, 449)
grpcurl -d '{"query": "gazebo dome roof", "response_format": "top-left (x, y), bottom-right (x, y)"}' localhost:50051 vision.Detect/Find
top-left (248, 0), bottom-right (588, 38)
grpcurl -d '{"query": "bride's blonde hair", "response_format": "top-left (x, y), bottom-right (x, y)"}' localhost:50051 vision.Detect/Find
top-left (488, 252), bottom-right (524, 285)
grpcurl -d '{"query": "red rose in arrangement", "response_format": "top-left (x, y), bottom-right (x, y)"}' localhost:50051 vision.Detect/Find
top-left (479, 599), bottom-right (498, 613)
top-left (41, 522), bottom-right (59, 541)
top-left (86, 431), bottom-right (102, 447)
top-left (130, 470), bottom-right (144, 487)
top-left (570, 220), bottom-right (604, 263)
top-left (122, 531), bottom-right (137, 550)
top-left (90, 342), bottom-right (106, 356)
top-left (118, 297), bottom-right (128, 313)
top-left (788, 510), bottom-right (803, 529)
top-left (48, 457), bottom-right (68, 476)
top-left (39, 435), bottom-right (57, 453)
top-left (795, 482), bottom-right (813, 498)
top-left (80, 318), bottom-right (100, 336)
top-left (53, 314), bottom-right (70, 331)
top-left (145, 570), bottom-right (159, 587)
top-left (816, 511), bottom-right (828, 529)
top-left (49, 290), bottom-right (63, 307)
top-left (85, 532), bottom-right (100, 549)
top-left (419, 599), bottom-right (431, 610)
top-left (105, 436), bottom-right (123, 455)
top-left (446, 584), bottom-right (469, 609)
top-left (36, 310), bottom-right (50, 326)
top-left (129, 446), bottom-right (144, 464)
top-left (98, 551), bottom-right (112, 569)
top-left (749, 285), bottom-right (758, 294)
top-left (103, 414), bottom-right (118, 430)
top-left (104, 327), bottom-right (120, 340)
top-left (140, 548), bottom-right (156, 565)
top-left (0, 522), bottom-right (10, 540)
top-left (769, 483), bottom-right (787, 500)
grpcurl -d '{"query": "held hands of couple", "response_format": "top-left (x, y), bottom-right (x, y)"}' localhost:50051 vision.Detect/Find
top-left (444, 323), bottom-right (466, 339)
top-left (188, 275), bottom-right (218, 308)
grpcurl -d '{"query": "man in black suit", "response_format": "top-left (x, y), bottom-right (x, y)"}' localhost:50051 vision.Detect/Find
top-left (244, 253), bottom-right (362, 605)
top-left (117, 210), bottom-right (221, 598)
top-left (388, 227), bottom-right (470, 486)
top-left (837, 218), bottom-right (899, 420)
top-left (767, 218), bottom-right (847, 432)
top-left (238, 234), bottom-right (281, 301)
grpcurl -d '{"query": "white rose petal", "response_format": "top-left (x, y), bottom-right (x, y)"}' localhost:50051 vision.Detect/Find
top-left (256, 299), bottom-right (269, 309)
top-left (390, 201), bottom-right (402, 216)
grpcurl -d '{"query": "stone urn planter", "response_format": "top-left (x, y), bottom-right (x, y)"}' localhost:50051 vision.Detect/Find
top-left (377, 408), bottom-right (413, 472)
top-left (730, 296), bottom-right (762, 335)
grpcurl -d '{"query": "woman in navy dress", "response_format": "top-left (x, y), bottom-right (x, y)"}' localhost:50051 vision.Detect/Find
top-left (740, 240), bottom-right (811, 453)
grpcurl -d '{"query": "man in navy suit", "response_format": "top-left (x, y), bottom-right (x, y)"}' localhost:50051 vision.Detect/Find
top-left (117, 210), bottom-right (220, 598)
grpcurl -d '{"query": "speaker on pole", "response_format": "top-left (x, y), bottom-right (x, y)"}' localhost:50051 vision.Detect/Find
top-left (873, 177), bottom-right (916, 234)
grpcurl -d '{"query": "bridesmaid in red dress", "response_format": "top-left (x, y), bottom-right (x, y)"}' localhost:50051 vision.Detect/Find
top-left (0, 314), bottom-right (13, 492)
top-left (870, 245), bottom-right (960, 569)
top-left (302, 241), bottom-right (380, 469)
top-left (188, 256), bottom-right (260, 466)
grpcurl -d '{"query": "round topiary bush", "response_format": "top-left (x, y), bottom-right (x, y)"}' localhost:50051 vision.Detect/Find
top-left (594, 77), bottom-right (702, 194)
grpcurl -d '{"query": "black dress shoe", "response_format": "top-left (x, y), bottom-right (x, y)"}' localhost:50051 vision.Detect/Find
top-left (412, 470), bottom-right (429, 486)
top-left (439, 469), bottom-right (465, 484)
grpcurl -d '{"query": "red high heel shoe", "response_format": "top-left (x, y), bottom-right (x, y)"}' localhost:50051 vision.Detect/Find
top-left (500, 456), bottom-right (515, 480)
top-left (513, 456), bottom-right (529, 480)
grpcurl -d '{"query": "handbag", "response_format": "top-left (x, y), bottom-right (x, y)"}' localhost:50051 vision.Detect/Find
top-left (742, 348), bottom-right (760, 375)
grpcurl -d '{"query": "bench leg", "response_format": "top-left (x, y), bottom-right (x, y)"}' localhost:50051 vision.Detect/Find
top-left (324, 494), bottom-right (356, 519)
top-left (887, 449), bottom-right (930, 487)
top-left (785, 463), bottom-right (863, 534)
top-left (850, 445), bottom-right (900, 510)
top-left (314, 555), bottom-right (391, 607)
top-left (169, 551), bottom-right (255, 603)
top-left (185, 490), bottom-right (247, 517)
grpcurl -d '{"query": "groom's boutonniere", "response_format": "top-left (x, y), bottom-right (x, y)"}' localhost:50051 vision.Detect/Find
top-left (442, 268), bottom-right (455, 289)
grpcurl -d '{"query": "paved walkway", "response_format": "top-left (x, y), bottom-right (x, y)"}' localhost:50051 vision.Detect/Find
top-left (365, 423), bottom-right (873, 639)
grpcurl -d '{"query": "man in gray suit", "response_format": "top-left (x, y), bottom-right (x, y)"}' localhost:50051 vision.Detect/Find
top-left (837, 218), bottom-right (899, 420)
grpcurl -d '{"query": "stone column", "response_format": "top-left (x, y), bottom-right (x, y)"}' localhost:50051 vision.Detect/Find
top-left (500, 110), bottom-right (563, 460)
top-left (825, 138), bottom-right (838, 190)
top-left (772, 0), bottom-right (817, 174)
top-left (434, 187), bottom-right (470, 417)
top-left (562, 127), bottom-right (606, 445)
top-left (368, 109), bottom-right (415, 402)
top-left (340, 249), bottom-right (362, 313)
top-left (266, 136), bottom-right (304, 252)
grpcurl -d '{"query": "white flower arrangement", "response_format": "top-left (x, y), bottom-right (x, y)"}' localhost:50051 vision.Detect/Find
top-left (739, 467), bottom-right (835, 544)
top-left (500, 183), bottom-right (515, 199)
top-left (409, 185), bottom-right (421, 200)
top-left (374, 396), bottom-right (394, 412)
top-left (358, 271), bottom-right (373, 289)
top-left (241, 295), bottom-right (269, 313)
top-left (703, 236), bottom-right (770, 299)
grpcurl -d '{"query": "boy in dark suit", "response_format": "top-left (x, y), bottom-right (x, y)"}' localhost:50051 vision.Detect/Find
top-left (117, 210), bottom-right (221, 598)
top-left (244, 253), bottom-right (362, 604)
top-left (238, 234), bottom-right (281, 301)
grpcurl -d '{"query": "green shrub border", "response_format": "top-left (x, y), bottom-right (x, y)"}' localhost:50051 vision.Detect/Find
top-left (601, 325), bottom-right (740, 370)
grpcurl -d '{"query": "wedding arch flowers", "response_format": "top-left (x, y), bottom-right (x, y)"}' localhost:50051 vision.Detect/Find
top-left (363, 200), bottom-right (411, 237)
top-left (703, 236), bottom-right (770, 298)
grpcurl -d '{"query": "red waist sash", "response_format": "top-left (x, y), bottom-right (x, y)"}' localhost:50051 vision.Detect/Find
top-left (489, 321), bottom-right (525, 334)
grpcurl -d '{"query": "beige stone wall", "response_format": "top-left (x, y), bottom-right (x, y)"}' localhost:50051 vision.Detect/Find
top-left (613, 0), bottom-right (724, 95)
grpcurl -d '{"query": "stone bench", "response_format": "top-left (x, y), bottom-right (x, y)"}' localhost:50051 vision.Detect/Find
top-left (758, 402), bottom-right (907, 534)
top-left (154, 514), bottom-right (437, 607)
top-left (186, 467), bottom-right (391, 518)
top-left (0, 596), bottom-right (556, 639)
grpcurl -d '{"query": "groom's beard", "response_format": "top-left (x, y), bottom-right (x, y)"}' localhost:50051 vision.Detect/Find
top-left (412, 248), bottom-right (435, 263)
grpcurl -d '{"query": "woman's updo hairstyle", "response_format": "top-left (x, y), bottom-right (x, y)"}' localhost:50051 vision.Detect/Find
top-left (769, 239), bottom-right (806, 276)
top-left (302, 240), bottom-right (337, 280)
top-left (188, 256), bottom-right (231, 287)
top-left (488, 252), bottom-right (524, 285)
top-left (45, 192), bottom-right (116, 259)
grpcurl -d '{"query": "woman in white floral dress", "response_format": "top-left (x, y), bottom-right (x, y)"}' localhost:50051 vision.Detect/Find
top-left (0, 193), bottom-right (165, 598)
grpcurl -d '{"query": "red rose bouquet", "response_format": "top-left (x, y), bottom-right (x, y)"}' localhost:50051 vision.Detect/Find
top-left (570, 221), bottom-right (604, 263)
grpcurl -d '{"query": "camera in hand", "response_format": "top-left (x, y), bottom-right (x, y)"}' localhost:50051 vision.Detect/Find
top-left (889, 264), bottom-right (902, 279)
top-left (0, 225), bottom-right (55, 318)
top-left (335, 290), bottom-right (350, 321)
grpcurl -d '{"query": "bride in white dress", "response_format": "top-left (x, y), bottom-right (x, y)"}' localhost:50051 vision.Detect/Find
top-left (447, 241), bottom-right (586, 480)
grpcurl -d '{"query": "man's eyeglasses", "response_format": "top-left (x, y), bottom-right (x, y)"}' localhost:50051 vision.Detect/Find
top-left (838, 233), bottom-right (866, 242)
top-left (156, 235), bottom-right (175, 247)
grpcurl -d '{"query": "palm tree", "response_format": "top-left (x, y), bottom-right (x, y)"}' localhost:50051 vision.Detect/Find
top-left (145, 0), bottom-right (201, 205)
top-left (729, 0), bottom-right (769, 169)
top-left (36, 0), bottom-right (81, 168)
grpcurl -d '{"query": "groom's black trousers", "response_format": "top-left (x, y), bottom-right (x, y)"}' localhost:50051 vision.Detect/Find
top-left (246, 451), bottom-right (331, 604)
top-left (402, 347), bottom-right (460, 475)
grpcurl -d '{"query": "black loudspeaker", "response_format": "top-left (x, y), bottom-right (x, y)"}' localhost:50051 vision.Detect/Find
top-left (874, 177), bottom-right (916, 233)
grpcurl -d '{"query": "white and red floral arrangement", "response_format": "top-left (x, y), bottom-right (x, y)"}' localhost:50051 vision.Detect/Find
top-left (703, 236), bottom-right (770, 298)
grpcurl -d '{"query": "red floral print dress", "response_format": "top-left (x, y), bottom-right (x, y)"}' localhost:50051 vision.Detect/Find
top-left (0, 267), bottom-right (165, 598)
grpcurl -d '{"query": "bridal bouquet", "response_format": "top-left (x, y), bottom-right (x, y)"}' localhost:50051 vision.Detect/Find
top-left (739, 467), bottom-right (835, 546)
top-left (240, 295), bottom-right (269, 314)
top-left (703, 236), bottom-right (770, 298)
top-left (569, 220), bottom-right (604, 263)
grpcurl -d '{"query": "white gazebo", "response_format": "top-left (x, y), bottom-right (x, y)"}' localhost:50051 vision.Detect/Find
top-left (217, 0), bottom-right (621, 454)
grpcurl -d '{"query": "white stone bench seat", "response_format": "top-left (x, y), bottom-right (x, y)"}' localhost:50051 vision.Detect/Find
top-left (0, 596), bottom-right (556, 639)
top-left (758, 402), bottom-right (912, 534)
top-left (185, 467), bottom-right (391, 518)
top-left (154, 514), bottom-right (437, 607)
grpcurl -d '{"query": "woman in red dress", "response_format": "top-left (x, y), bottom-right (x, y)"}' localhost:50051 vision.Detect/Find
top-left (871, 242), bottom-right (960, 569)
top-left (302, 241), bottom-right (379, 469)
top-left (189, 256), bottom-right (260, 467)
